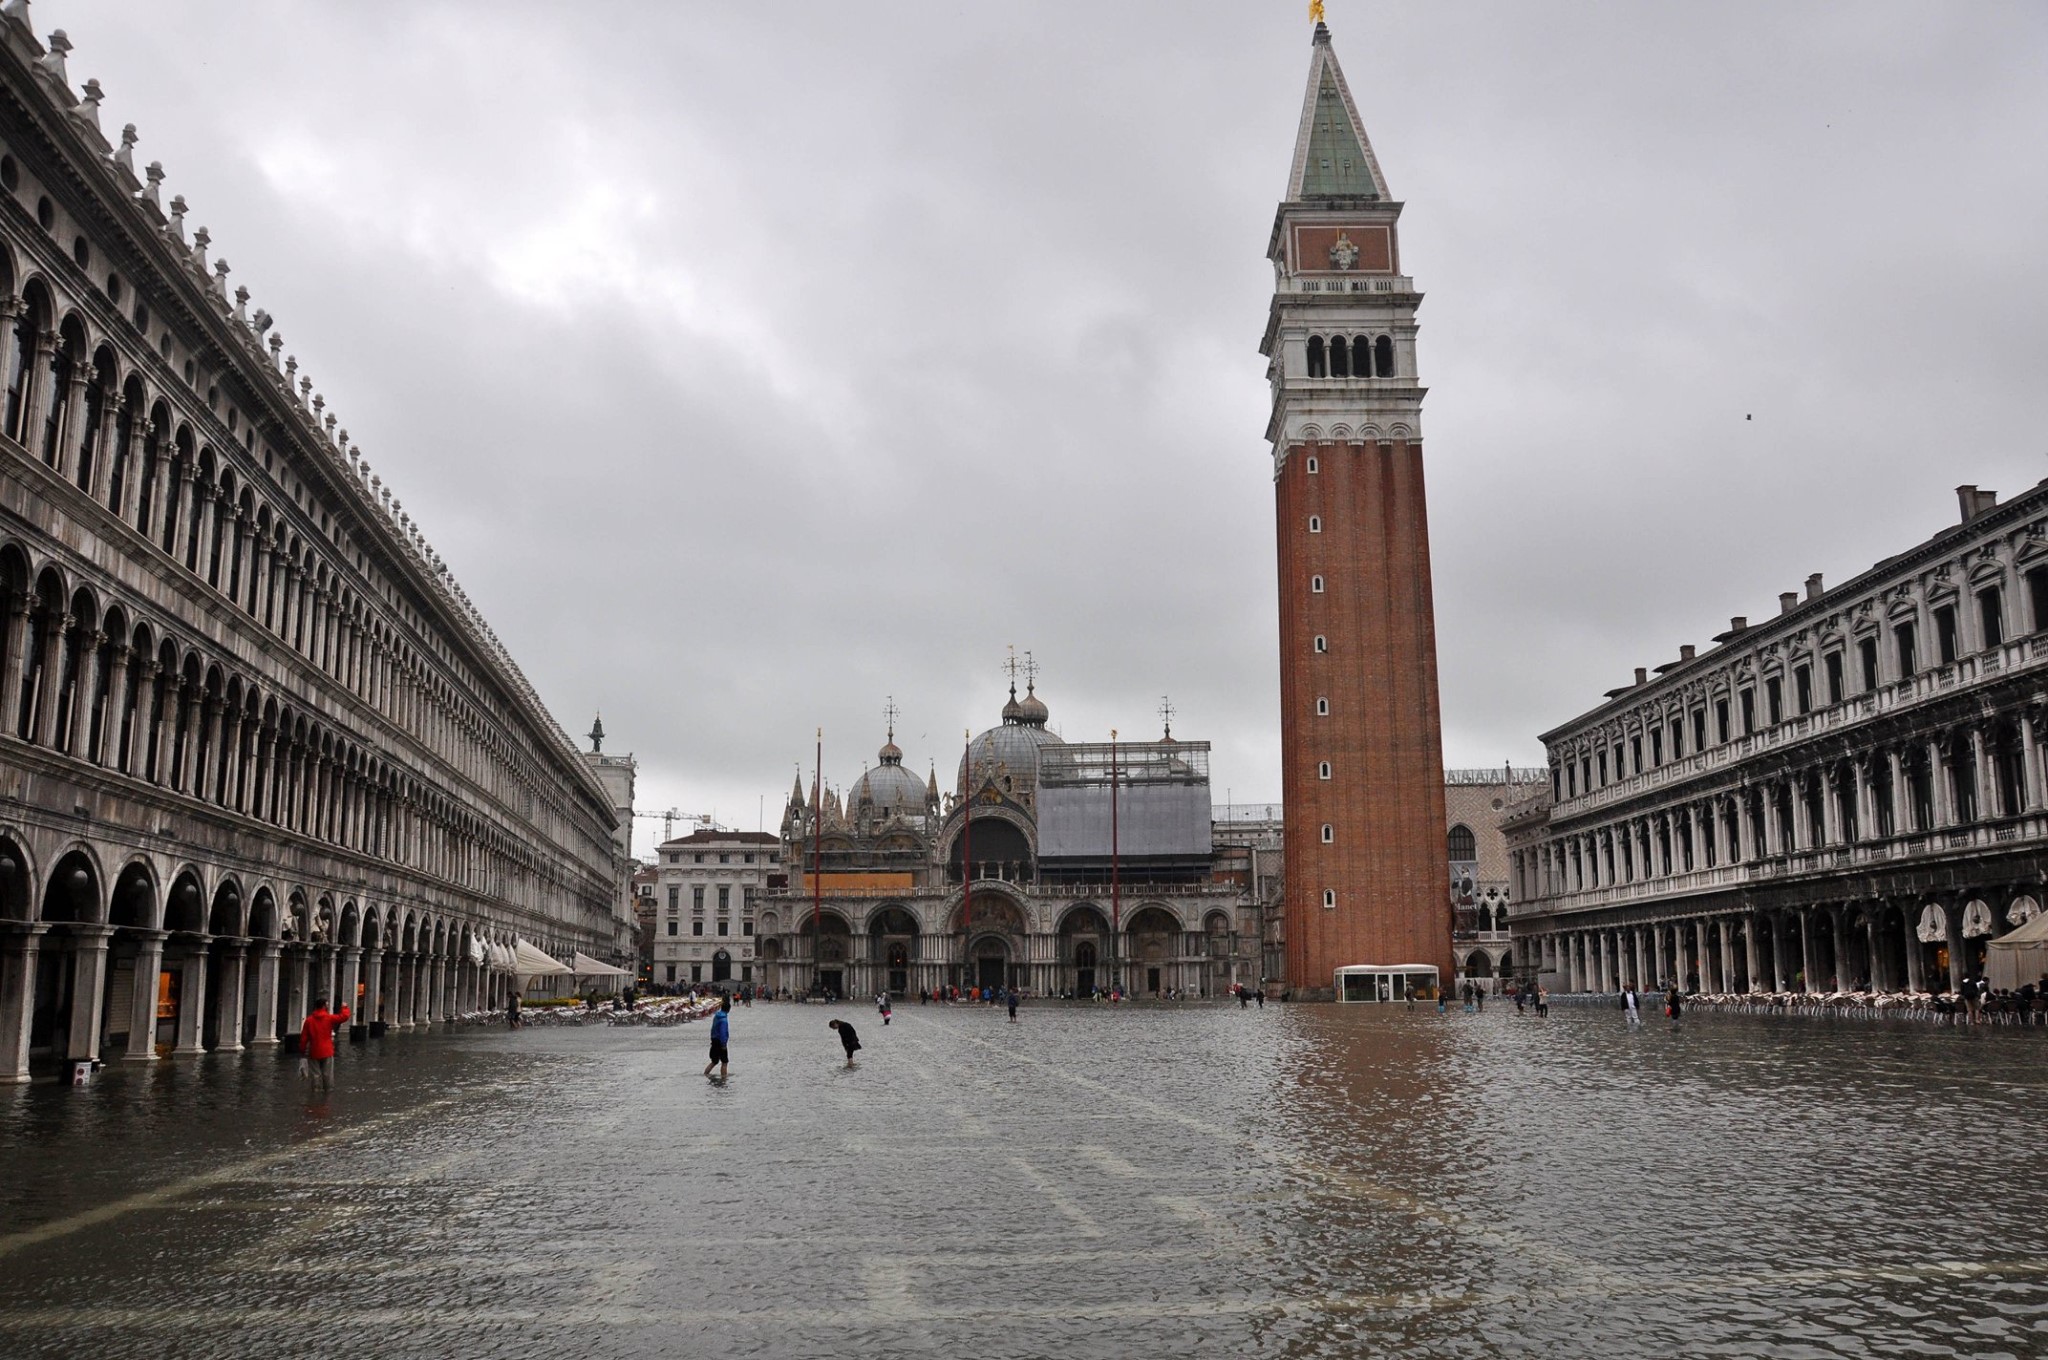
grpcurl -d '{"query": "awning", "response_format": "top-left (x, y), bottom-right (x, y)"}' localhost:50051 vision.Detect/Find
top-left (515, 939), bottom-right (571, 978)
top-left (1990, 911), bottom-right (2048, 948)
top-left (468, 935), bottom-right (487, 966)
top-left (572, 952), bottom-right (633, 978)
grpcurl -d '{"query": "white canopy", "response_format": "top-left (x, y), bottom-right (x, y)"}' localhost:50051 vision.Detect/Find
top-left (573, 952), bottom-right (633, 978)
top-left (515, 939), bottom-right (572, 978)
top-left (1988, 911), bottom-right (2048, 991)
top-left (467, 935), bottom-right (487, 966)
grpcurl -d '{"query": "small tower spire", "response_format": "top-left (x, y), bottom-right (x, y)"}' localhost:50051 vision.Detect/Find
top-left (587, 712), bottom-right (604, 754)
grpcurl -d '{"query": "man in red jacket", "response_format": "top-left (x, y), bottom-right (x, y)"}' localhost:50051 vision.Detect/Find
top-left (300, 997), bottom-right (350, 1095)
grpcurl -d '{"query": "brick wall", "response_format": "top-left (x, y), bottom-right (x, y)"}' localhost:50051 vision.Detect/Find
top-left (1277, 438), bottom-right (1454, 991)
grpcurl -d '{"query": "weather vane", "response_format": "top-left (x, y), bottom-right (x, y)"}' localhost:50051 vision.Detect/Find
top-left (883, 695), bottom-right (900, 742)
top-left (1021, 650), bottom-right (1040, 690)
top-left (1310, 0), bottom-right (1326, 23)
top-left (1159, 695), bottom-right (1176, 740)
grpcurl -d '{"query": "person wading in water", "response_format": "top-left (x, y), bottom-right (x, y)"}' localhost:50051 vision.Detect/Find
top-left (828, 1017), bottom-right (862, 1067)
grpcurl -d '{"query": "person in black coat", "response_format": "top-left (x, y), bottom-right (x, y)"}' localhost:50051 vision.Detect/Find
top-left (828, 1018), bottom-right (862, 1067)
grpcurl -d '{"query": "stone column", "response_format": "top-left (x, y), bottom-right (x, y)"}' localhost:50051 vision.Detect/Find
top-left (66, 629), bottom-right (102, 757)
top-left (0, 923), bottom-right (50, 1083)
top-left (428, 958), bottom-right (444, 1022)
top-left (340, 946), bottom-right (362, 1025)
top-left (1903, 911), bottom-right (1925, 992)
top-left (394, 956), bottom-right (412, 1029)
top-left (177, 684), bottom-right (203, 793)
top-left (1719, 918), bottom-right (1738, 993)
top-left (1863, 914), bottom-right (1885, 991)
top-left (283, 944), bottom-right (310, 1035)
top-left (0, 596), bottom-right (29, 732)
top-left (61, 925), bottom-right (114, 1064)
top-left (1745, 914), bottom-right (1763, 993)
top-left (1930, 738), bottom-right (1953, 828)
top-left (362, 948), bottom-right (384, 1027)
top-left (1831, 911), bottom-right (1854, 991)
top-left (211, 940), bottom-right (246, 1053)
top-left (32, 609), bottom-right (69, 747)
top-left (2022, 711), bottom-right (2045, 814)
top-left (1970, 725), bottom-right (1993, 823)
top-left (124, 928), bottom-right (168, 1060)
top-left (172, 945), bottom-right (210, 1055)
top-left (1945, 903), bottom-right (1965, 995)
top-left (1821, 768), bottom-right (1843, 846)
top-left (250, 941), bottom-right (281, 1046)
top-left (95, 642), bottom-right (129, 768)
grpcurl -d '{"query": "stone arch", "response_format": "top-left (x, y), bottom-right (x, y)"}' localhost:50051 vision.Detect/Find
top-left (39, 844), bottom-right (103, 924)
top-left (0, 826), bottom-right (34, 920)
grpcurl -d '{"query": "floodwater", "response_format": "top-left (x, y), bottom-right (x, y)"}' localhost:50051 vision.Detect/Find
top-left (0, 999), bottom-right (2043, 1358)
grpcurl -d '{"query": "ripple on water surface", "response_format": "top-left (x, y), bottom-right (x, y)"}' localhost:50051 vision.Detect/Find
top-left (0, 1002), bottom-right (2044, 1358)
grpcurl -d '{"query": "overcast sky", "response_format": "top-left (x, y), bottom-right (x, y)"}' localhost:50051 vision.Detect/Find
top-left (39, 2), bottom-right (2048, 854)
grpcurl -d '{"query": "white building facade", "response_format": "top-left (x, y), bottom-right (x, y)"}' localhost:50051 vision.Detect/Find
top-left (651, 830), bottom-right (779, 989)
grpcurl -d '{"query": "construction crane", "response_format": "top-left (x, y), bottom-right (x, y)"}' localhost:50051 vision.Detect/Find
top-left (631, 809), bottom-right (717, 843)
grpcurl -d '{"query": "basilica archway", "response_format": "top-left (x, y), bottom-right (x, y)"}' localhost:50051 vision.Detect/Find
top-left (1058, 904), bottom-right (1109, 997)
top-left (1125, 905), bottom-right (1181, 997)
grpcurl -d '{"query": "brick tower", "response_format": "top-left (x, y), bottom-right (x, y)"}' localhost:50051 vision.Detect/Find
top-left (1263, 22), bottom-right (1452, 998)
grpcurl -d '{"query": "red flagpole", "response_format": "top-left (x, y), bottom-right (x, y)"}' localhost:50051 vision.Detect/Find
top-left (811, 727), bottom-right (822, 994)
top-left (1110, 728), bottom-right (1120, 993)
top-left (961, 727), bottom-right (972, 993)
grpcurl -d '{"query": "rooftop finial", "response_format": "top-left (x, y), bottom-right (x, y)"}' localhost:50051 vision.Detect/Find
top-left (232, 284), bottom-right (249, 320)
top-left (190, 225), bottom-right (210, 272)
top-left (73, 77), bottom-right (102, 130)
top-left (1159, 694), bottom-right (1176, 741)
top-left (112, 122), bottom-right (136, 176)
top-left (140, 160), bottom-right (163, 210)
top-left (1309, 0), bottom-right (1325, 22)
top-left (165, 193), bottom-right (187, 243)
top-left (0, 1), bottom-right (33, 35)
top-left (36, 28), bottom-right (69, 85)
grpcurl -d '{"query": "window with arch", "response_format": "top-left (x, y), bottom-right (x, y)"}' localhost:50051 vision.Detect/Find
top-left (1305, 335), bottom-right (1326, 379)
top-left (1311, 575), bottom-right (1325, 593)
top-left (1328, 335), bottom-right (1349, 377)
top-left (1318, 761), bottom-right (1332, 780)
top-left (1374, 334), bottom-right (1395, 377)
top-left (1308, 515), bottom-right (1321, 533)
top-left (1447, 824), bottom-right (1477, 861)
top-left (1321, 824), bottom-right (1334, 844)
top-left (1315, 697), bottom-right (1329, 716)
top-left (1322, 889), bottom-right (1336, 909)
top-left (1313, 635), bottom-right (1327, 653)
top-left (1305, 455), bottom-right (1318, 474)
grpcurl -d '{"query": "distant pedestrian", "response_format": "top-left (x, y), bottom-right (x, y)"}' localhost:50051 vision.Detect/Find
top-left (704, 997), bottom-right (731, 1080)
top-left (1514, 988), bottom-right (1526, 1016)
top-left (877, 992), bottom-right (892, 1026)
top-left (1437, 989), bottom-right (1447, 1015)
top-left (1238, 987), bottom-right (1249, 1009)
top-left (1624, 987), bottom-right (1641, 1029)
top-left (1665, 984), bottom-right (1682, 1024)
top-left (829, 1018), bottom-right (862, 1067)
top-left (299, 996), bottom-right (350, 1096)
top-left (506, 993), bottom-right (521, 1030)
top-left (1254, 988), bottom-right (1265, 1010)
top-left (1475, 988), bottom-right (1484, 1014)
top-left (1536, 985), bottom-right (1549, 1018)
top-left (1007, 988), bottom-right (1019, 1023)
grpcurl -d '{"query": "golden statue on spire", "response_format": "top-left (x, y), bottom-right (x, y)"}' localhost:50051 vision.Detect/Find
top-left (1309, 0), bottom-right (1326, 22)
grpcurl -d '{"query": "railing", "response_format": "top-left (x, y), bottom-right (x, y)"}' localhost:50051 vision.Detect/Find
top-left (1279, 275), bottom-right (1415, 295)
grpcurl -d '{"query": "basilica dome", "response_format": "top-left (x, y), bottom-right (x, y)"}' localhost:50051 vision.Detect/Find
top-left (959, 683), bottom-right (1064, 792)
top-left (851, 735), bottom-right (929, 817)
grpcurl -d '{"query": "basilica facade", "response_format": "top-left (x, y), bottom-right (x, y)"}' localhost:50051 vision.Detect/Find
top-left (759, 683), bottom-right (1262, 999)
top-left (0, 12), bottom-right (624, 1080)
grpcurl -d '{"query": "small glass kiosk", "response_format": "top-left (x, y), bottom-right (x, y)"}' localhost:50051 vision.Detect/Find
top-left (1335, 964), bottom-right (1440, 1003)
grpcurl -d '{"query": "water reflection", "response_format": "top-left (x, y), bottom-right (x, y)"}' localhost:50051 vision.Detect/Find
top-left (0, 1004), bottom-right (2042, 1358)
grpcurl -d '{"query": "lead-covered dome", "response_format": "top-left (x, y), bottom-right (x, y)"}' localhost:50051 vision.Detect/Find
top-left (959, 683), bottom-right (1063, 791)
top-left (852, 733), bottom-right (928, 816)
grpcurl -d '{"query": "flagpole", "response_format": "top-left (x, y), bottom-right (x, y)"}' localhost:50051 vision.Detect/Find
top-left (811, 727), bottom-right (822, 997)
top-left (1110, 728), bottom-right (1121, 996)
top-left (960, 727), bottom-right (972, 995)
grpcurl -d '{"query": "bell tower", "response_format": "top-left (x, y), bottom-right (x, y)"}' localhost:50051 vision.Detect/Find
top-left (1263, 21), bottom-right (1452, 998)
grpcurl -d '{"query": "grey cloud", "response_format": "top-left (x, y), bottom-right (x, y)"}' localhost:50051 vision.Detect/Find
top-left (42, 1), bottom-right (2048, 850)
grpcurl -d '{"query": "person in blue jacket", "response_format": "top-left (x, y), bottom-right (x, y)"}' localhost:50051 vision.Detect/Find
top-left (704, 996), bottom-right (731, 1080)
